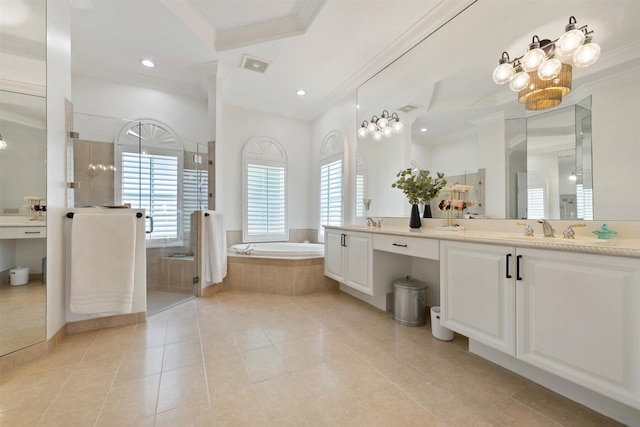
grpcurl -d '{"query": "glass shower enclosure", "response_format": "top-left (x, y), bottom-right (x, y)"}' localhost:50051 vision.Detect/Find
top-left (69, 113), bottom-right (208, 315)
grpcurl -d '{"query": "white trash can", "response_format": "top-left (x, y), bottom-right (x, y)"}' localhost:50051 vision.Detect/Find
top-left (430, 306), bottom-right (454, 341)
top-left (10, 267), bottom-right (29, 286)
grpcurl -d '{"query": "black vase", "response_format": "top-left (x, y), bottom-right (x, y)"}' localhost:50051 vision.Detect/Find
top-left (423, 204), bottom-right (432, 218)
top-left (410, 204), bottom-right (421, 229)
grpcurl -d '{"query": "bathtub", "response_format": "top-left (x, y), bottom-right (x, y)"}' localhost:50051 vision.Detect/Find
top-left (230, 242), bottom-right (324, 259)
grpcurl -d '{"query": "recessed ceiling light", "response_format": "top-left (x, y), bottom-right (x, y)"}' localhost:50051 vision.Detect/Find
top-left (140, 59), bottom-right (155, 68)
top-left (420, 128), bottom-right (428, 132)
top-left (296, 89), bottom-right (306, 96)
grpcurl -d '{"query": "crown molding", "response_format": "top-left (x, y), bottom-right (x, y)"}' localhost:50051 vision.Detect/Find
top-left (0, 79), bottom-right (46, 97)
top-left (159, 0), bottom-right (218, 50)
top-left (307, 0), bottom-right (478, 120)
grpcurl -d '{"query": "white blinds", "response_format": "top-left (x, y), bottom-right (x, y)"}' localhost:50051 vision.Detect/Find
top-left (320, 159), bottom-right (342, 227)
top-left (121, 151), bottom-right (179, 241)
top-left (246, 163), bottom-right (286, 240)
top-left (356, 174), bottom-right (364, 218)
top-left (576, 184), bottom-right (594, 220)
top-left (183, 168), bottom-right (208, 240)
top-left (527, 187), bottom-right (545, 219)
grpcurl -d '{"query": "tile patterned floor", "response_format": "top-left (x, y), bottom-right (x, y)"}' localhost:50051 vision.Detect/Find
top-left (0, 290), bottom-right (627, 426)
top-left (0, 282), bottom-right (46, 356)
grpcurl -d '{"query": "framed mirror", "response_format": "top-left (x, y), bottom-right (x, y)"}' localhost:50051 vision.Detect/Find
top-left (0, 0), bottom-right (47, 356)
top-left (356, 0), bottom-right (640, 220)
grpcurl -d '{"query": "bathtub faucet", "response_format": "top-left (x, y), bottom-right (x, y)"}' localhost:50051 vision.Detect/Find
top-left (236, 245), bottom-right (254, 255)
top-left (367, 217), bottom-right (383, 228)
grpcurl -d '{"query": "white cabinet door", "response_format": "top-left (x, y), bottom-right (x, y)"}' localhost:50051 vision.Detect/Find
top-left (324, 229), bottom-right (345, 283)
top-left (517, 248), bottom-right (640, 409)
top-left (440, 241), bottom-right (516, 356)
top-left (345, 232), bottom-right (373, 295)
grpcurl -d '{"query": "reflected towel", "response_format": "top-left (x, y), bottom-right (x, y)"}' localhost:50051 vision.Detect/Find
top-left (204, 211), bottom-right (227, 285)
top-left (70, 213), bottom-right (136, 314)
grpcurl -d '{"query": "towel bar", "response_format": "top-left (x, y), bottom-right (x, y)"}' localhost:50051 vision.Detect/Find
top-left (66, 212), bottom-right (143, 219)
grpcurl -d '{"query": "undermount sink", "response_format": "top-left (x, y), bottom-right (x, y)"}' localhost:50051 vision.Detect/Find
top-left (499, 234), bottom-right (610, 245)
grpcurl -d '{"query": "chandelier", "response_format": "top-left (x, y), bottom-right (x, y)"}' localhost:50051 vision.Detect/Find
top-left (357, 110), bottom-right (403, 140)
top-left (493, 16), bottom-right (600, 110)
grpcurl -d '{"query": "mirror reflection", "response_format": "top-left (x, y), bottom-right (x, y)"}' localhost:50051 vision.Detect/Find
top-left (357, 0), bottom-right (640, 220)
top-left (0, 90), bottom-right (47, 356)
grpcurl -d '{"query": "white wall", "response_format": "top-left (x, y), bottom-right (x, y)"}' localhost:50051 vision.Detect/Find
top-left (591, 76), bottom-right (640, 220)
top-left (71, 74), bottom-right (208, 144)
top-left (216, 104), bottom-right (313, 233)
top-left (46, 0), bottom-right (72, 339)
top-left (310, 94), bottom-right (357, 227)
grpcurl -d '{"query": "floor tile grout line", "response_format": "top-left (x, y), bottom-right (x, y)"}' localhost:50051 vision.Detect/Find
top-left (37, 331), bottom-right (97, 423)
top-left (193, 299), bottom-right (215, 425)
top-left (151, 316), bottom-right (170, 424)
top-left (503, 395), bottom-right (565, 427)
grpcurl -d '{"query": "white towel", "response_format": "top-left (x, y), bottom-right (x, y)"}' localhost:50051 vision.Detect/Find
top-left (70, 213), bottom-right (136, 314)
top-left (204, 211), bottom-right (227, 285)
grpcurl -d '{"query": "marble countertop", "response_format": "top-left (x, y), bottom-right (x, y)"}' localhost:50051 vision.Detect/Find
top-left (326, 224), bottom-right (640, 258)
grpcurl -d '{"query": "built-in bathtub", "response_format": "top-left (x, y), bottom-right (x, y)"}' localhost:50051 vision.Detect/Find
top-left (230, 242), bottom-right (324, 258)
top-left (223, 242), bottom-right (336, 295)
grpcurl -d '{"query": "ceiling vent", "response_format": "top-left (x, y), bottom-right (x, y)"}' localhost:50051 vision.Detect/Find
top-left (241, 55), bottom-right (271, 74)
top-left (398, 104), bottom-right (420, 113)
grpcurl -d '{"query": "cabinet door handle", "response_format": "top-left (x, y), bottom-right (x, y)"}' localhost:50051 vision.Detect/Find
top-left (341, 234), bottom-right (346, 247)
top-left (392, 243), bottom-right (408, 247)
top-left (516, 255), bottom-right (523, 281)
top-left (24, 231), bottom-right (41, 234)
top-left (506, 253), bottom-right (512, 278)
top-left (145, 215), bottom-right (154, 234)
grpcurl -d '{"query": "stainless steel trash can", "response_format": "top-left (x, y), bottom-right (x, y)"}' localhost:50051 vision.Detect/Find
top-left (393, 277), bottom-right (427, 326)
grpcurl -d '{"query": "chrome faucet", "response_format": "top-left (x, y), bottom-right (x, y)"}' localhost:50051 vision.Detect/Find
top-left (367, 217), bottom-right (383, 228)
top-left (538, 220), bottom-right (555, 237)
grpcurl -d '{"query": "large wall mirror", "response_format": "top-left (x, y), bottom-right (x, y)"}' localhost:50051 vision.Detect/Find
top-left (0, 0), bottom-right (47, 356)
top-left (357, 0), bottom-right (640, 220)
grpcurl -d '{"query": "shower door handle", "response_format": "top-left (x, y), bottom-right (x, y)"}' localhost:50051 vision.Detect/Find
top-left (145, 215), bottom-right (154, 234)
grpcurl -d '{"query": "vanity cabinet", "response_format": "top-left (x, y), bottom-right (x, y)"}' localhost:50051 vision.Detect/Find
top-left (324, 229), bottom-right (372, 295)
top-left (440, 241), bottom-right (515, 355)
top-left (441, 240), bottom-right (640, 409)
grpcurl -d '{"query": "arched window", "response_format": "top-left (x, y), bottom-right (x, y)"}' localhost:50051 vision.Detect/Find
top-left (115, 119), bottom-right (184, 246)
top-left (242, 137), bottom-right (288, 242)
top-left (319, 131), bottom-right (344, 242)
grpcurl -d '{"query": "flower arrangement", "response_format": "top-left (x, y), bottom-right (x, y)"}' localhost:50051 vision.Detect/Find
top-left (391, 168), bottom-right (447, 205)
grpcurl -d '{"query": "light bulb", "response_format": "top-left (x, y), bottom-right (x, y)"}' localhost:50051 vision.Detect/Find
top-left (357, 127), bottom-right (368, 138)
top-left (0, 140), bottom-right (6, 150)
top-left (366, 122), bottom-right (377, 134)
top-left (372, 131), bottom-right (382, 141)
top-left (377, 116), bottom-right (388, 129)
top-left (569, 172), bottom-right (577, 181)
top-left (492, 63), bottom-right (514, 85)
top-left (383, 127), bottom-right (393, 137)
top-left (522, 48), bottom-right (546, 72)
top-left (556, 29), bottom-right (585, 56)
top-left (392, 120), bottom-right (403, 133)
top-left (573, 42), bottom-right (600, 67)
top-left (509, 71), bottom-right (530, 92)
top-left (537, 58), bottom-right (562, 80)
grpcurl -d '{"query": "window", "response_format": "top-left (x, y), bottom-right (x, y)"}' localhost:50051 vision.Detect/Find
top-left (183, 168), bottom-right (208, 240)
top-left (319, 131), bottom-right (344, 242)
top-left (243, 137), bottom-right (288, 242)
top-left (576, 184), bottom-right (594, 220)
top-left (355, 174), bottom-right (365, 218)
top-left (320, 159), bottom-right (343, 228)
top-left (120, 150), bottom-right (181, 243)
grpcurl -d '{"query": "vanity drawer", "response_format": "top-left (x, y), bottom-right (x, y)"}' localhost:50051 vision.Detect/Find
top-left (373, 234), bottom-right (439, 260)
top-left (0, 227), bottom-right (47, 239)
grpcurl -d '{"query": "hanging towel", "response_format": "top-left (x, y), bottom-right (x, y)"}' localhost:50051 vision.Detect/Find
top-left (70, 213), bottom-right (136, 314)
top-left (204, 211), bottom-right (227, 285)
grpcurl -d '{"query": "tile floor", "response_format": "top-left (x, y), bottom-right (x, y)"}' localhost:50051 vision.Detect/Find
top-left (0, 282), bottom-right (46, 356)
top-left (0, 290), bottom-right (626, 426)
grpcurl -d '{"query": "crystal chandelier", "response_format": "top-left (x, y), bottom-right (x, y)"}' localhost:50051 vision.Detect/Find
top-left (493, 16), bottom-right (600, 110)
top-left (357, 110), bottom-right (403, 140)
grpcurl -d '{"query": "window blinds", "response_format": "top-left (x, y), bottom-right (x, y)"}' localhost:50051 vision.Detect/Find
top-left (246, 163), bottom-right (286, 240)
top-left (320, 159), bottom-right (342, 227)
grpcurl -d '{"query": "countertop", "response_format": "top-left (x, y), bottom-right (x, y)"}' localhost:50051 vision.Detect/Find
top-left (325, 224), bottom-right (640, 258)
top-left (0, 217), bottom-right (46, 227)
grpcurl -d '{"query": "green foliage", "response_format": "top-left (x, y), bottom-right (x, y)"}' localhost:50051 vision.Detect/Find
top-left (391, 168), bottom-right (447, 205)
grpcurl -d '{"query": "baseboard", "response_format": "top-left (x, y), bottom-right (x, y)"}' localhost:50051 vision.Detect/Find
top-left (0, 324), bottom-right (66, 377)
top-left (201, 283), bottom-right (225, 297)
top-left (66, 312), bottom-right (146, 334)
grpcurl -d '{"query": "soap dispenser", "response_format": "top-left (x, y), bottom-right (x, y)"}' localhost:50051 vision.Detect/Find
top-left (592, 223), bottom-right (617, 240)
